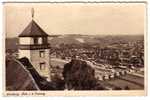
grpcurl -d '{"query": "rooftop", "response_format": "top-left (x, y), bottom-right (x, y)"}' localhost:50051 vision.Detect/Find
top-left (18, 20), bottom-right (49, 37)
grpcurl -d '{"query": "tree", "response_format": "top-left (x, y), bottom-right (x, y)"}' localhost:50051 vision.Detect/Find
top-left (62, 59), bottom-right (104, 90)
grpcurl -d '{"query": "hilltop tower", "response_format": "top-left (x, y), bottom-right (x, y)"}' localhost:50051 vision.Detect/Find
top-left (18, 8), bottom-right (51, 81)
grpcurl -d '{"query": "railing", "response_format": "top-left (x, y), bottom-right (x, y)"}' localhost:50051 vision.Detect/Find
top-left (18, 44), bottom-right (51, 50)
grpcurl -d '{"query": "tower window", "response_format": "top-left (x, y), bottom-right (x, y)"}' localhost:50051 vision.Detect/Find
top-left (39, 50), bottom-right (45, 58)
top-left (43, 37), bottom-right (47, 44)
top-left (40, 62), bottom-right (46, 70)
top-left (38, 37), bottom-right (42, 44)
top-left (34, 37), bottom-right (38, 44)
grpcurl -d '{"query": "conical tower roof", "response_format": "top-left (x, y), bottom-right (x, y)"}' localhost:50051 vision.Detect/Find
top-left (19, 20), bottom-right (49, 37)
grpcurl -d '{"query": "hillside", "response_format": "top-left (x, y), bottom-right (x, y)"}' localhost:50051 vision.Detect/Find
top-left (5, 34), bottom-right (144, 50)
top-left (49, 34), bottom-right (144, 47)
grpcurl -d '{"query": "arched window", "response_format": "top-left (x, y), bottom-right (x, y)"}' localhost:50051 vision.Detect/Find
top-left (38, 37), bottom-right (42, 44)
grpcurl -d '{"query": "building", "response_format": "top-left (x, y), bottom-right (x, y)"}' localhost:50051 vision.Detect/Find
top-left (18, 9), bottom-right (51, 81)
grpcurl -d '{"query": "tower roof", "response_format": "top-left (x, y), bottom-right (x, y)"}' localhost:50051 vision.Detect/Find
top-left (19, 20), bottom-right (49, 37)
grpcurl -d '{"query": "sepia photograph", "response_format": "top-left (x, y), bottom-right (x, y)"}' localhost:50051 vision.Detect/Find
top-left (3, 2), bottom-right (146, 96)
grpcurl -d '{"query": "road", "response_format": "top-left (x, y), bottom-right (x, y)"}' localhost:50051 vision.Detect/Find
top-left (50, 58), bottom-right (144, 90)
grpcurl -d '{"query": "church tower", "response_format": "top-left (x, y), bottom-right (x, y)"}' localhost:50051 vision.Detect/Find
top-left (18, 8), bottom-right (51, 81)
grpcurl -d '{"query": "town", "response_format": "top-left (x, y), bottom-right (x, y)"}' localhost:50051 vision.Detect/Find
top-left (49, 36), bottom-right (144, 89)
top-left (6, 34), bottom-right (144, 90)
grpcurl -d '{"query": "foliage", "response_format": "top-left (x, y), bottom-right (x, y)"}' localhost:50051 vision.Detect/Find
top-left (63, 59), bottom-right (105, 90)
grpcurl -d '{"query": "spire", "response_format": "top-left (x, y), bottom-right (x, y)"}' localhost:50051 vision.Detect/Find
top-left (31, 8), bottom-right (34, 19)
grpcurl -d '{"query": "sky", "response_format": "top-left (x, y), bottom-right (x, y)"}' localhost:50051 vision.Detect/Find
top-left (4, 3), bottom-right (146, 37)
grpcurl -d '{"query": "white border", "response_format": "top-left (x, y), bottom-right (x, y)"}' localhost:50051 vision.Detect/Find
top-left (0, 0), bottom-right (150, 99)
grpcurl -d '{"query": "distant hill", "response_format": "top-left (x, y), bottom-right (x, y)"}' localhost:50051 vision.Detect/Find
top-left (5, 34), bottom-right (144, 50)
top-left (49, 34), bottom-right (144, 47)
top-left (49, 34), bottom-right (100, 47)
top-left (6, 37), bottom-right (18, 52)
